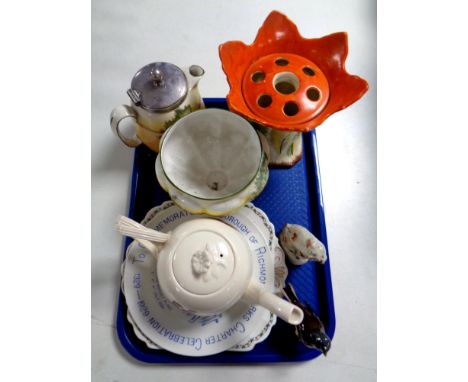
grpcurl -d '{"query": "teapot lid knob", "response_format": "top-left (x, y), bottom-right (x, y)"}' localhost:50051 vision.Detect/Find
top-left (172, 233), bottom-right (236, 295)
top-left (150, 67), bottom-right (164, 86)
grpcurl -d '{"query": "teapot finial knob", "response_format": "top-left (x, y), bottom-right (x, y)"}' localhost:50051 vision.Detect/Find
top-left (150, 67), bottom-right (164, 86)
top-left (191, 245), bottom-right (213, 276)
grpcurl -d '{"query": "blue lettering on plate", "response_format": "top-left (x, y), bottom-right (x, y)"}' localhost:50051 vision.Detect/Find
top-left (222, 215), bottom-right (251, 235)
top-left (187, 314), bottom-right (222, 327)
top-left (137, 300), bottom-right (150, 317)
top-left (249, 235), bottom-right (259, 244)
top-left (147, 315), bottom-right (202, 351)
top-left (255, 247), bottom-right (267, 284)
top-left (133, 273), bottom-right (141, 289)
top-left (206, 321), bottom-right (246, 345)
top-left (162, 211), bottom-right (189, 226)
top-left (243, 306), bottom-right (257, 321)
top-left (255, 246), bottom-right (267, 255)
top-left (154, 222), bottom-right (164, 231)
top-left (132, 252), bottom-right (146, 264)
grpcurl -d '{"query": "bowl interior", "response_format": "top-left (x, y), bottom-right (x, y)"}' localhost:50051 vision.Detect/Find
top-left (160, 109), bottom-right (262, 200)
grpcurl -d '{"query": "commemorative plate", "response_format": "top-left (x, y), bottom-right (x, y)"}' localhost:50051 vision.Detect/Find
top-left (121, 202), bottom-right (287, 356)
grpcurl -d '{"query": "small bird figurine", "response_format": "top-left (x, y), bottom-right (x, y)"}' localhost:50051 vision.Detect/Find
top-left (282, 283), bottom-right (331, 356)
top-left (280, 224), bottom-right (327, 265)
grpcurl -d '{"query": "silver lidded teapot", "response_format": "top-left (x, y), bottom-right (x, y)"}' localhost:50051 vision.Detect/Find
top-left (110, 62), bottom-right (205, 152)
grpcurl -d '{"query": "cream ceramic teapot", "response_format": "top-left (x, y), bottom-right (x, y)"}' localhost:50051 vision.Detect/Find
top-left (110, 62), bottom-right (205, 152)
top-left (116, 216), bottom-right (304, 325)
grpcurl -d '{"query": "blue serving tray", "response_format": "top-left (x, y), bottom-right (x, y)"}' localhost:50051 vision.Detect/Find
top-left (116, 98), bottom-right (335, 363)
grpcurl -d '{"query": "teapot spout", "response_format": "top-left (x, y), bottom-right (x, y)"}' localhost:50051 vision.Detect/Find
top-left (184, 65), bottom-right (205, 90)
top-left (243, 280), bottom-right (304, 325)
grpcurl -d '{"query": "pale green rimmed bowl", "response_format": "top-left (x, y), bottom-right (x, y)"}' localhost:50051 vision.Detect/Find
top-left (155, 109), bottom-right (269, 215)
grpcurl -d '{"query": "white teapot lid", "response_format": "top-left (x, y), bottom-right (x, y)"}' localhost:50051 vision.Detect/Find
top-left (172, 230), bottom-right (235, 294)
top-left (157, 219), bottom-right (252, 315)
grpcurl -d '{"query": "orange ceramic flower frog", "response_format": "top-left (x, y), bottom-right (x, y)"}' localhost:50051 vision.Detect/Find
top-left (219, 11), bottom-right (368, 167)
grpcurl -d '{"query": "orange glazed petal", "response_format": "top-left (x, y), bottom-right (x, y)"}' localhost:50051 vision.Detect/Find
top-left (218, 11), bottom-right (369, 132)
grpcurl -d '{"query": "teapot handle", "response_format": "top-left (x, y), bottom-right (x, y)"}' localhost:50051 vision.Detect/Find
top-left (115, 215), bottom-right (171, 260)
top-left (135, 238), bottom-right (161, 260)
top-left (243, 280), bottom-right (304, 325)
top-left (110, 105), bottom-right (142, 147)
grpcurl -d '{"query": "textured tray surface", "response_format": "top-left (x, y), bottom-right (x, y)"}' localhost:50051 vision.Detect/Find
top-left (116, 98), bottom-right (335, 363)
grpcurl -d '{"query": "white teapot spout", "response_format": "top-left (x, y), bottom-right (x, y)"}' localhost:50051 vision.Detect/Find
top-left (243, 280), bottom-right (304, 325)
top-left (184, 65), bottom-right (205, 90)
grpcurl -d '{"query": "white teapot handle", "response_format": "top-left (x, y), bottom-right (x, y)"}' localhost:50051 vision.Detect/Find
top-left (115, 215), bottom-right (171, 259)
top-left (134, 238), bottom-right (161, 260)
top-left (110, 105), bottom-right (142, 147)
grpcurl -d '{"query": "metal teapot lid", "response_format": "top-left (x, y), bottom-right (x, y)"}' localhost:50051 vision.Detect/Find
top-left (127, 62), bottom-right (188, 112)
